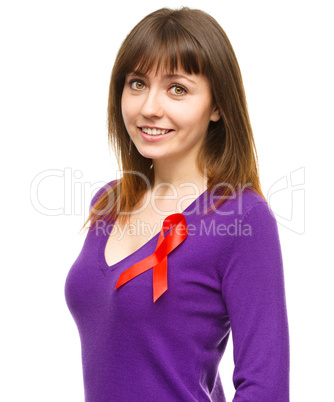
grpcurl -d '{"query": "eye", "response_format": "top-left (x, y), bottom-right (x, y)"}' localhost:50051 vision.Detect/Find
top-left (169, 84), bottom-right (187, 96)
top-left (129, 80), bottom-right (145, 90)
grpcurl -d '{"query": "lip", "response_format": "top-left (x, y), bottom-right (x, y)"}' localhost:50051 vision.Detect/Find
top-left (138, 127), bottom-right (175, 142)
top-left (139, 125), bottom-right (173, 131)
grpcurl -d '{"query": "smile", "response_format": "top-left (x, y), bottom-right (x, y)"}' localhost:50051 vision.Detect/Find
top-left (140, 127), bottom-right (174, 136)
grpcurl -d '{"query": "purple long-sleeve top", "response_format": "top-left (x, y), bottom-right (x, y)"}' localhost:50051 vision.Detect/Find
top-left (64, 179), bottom-right (290, 401)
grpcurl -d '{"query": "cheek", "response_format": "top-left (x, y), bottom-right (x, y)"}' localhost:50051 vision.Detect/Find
top-left (170, 99), bottom-right (212, 130)
top-left (121, 92), bottom-right (136, 126)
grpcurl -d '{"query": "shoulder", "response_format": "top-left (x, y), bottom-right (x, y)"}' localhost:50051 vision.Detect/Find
top-left (229, 188), bottom-right (278, 236)
top-left (90, 178), bottom-right (121, 209)
top-left (237, 188), bottom-right (277, 226)
top-left (231, 187), bottom-right (269, 216)
top-left (210, 188), bottom-right (280, 260)
top-left (222, 188), bottom-right (281, 260)
top-left (210, 187), bottom-right (274, 222)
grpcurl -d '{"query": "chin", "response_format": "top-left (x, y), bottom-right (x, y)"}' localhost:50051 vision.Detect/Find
top-left (135, 147), bottom-right (167, 160)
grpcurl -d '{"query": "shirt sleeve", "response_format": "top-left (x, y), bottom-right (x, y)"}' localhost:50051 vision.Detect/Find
top-left (221, 201), bottom-right (290, 401)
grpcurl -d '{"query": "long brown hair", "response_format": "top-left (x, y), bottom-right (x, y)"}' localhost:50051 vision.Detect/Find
top-left (81, 6), bottom-right (266, 233)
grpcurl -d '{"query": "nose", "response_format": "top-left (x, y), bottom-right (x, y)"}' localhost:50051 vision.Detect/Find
top-left (140, 88), bottom-right (164, 119)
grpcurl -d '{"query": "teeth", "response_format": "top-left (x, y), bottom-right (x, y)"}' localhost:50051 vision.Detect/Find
top-left (141, 127), bottom-right (170, 135)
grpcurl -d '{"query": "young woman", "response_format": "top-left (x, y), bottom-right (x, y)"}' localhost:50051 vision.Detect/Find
top-left (65, 7), bottom-right (290, 401)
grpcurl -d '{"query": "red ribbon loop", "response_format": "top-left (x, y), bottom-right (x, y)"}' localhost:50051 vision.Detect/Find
top-left (115, 213), bottom-right (188, 302)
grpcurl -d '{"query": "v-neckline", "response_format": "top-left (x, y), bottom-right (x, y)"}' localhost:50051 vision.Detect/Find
top-left (98, 187), bottom-right (209, 274)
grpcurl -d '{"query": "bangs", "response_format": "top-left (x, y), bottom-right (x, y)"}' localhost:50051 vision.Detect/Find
top-left (116, 17), bottom-right (208, 77)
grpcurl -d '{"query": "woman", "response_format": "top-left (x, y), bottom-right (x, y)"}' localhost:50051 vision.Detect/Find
top-left (65, 7), bottom-right (290, 401)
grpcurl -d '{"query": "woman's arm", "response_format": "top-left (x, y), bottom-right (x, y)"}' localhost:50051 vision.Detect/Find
top-left (221, 201), bottom-right (290, 401)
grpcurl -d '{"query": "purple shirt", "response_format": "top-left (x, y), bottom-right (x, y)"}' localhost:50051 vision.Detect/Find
top-left (64, 179), bottom-right (290, 401)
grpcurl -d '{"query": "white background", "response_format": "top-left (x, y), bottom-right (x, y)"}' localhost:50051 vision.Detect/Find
top-left (1, 0), bottom-right (333, 400)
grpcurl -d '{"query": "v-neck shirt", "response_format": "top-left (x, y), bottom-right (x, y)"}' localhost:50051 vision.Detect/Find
top-left (64, 179), bottom-right (290, 401)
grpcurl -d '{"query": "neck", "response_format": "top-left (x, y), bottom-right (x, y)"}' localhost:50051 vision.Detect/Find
top-left (151, 154), bottom-right (208, 196)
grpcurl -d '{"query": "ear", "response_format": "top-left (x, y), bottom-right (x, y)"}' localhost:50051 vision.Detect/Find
top-left (210, 105), bottom-right (221, 122)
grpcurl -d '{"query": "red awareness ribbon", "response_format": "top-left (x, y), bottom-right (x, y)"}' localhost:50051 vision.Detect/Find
top-left (115, 213), bottom-right (188, 302)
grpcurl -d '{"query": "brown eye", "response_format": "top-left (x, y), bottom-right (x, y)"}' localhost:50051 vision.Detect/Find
top-left (170, 85), bottom-right (187, 96)
top-left (130, 80), bottom-right (145, 90)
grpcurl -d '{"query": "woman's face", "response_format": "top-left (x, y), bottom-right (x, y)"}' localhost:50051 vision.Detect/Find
top-left (121, 67), bottom-right (220, 163)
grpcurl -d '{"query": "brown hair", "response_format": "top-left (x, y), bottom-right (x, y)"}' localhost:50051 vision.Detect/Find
top-left (81, 6), bottom-right (266, 233)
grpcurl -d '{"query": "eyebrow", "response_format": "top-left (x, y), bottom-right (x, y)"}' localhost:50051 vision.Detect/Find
top-left (129, 72), bottom-right (197, 85)
top-left (163, 74), bottom-right (197, 85)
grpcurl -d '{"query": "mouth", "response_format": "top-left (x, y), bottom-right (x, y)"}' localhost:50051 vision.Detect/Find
top-left (139, 126), bottom-right (174, 136)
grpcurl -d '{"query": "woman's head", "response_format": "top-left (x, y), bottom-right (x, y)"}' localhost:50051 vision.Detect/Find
top-left (83, 7), bottom-right (265, 231)
top-left (109, 7), bottom-right (238, 172)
